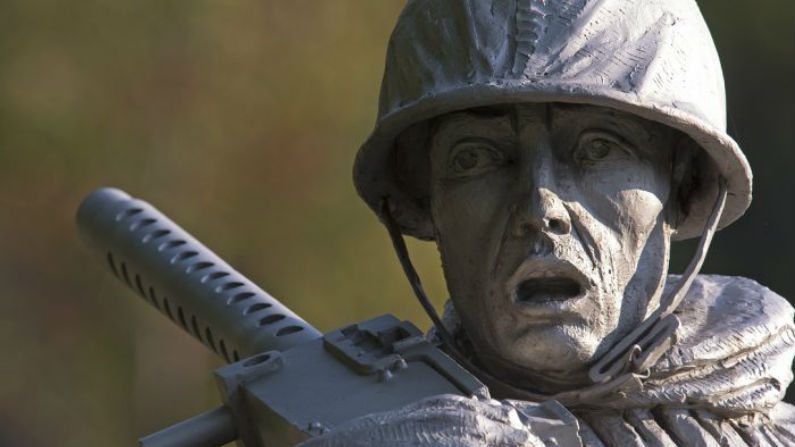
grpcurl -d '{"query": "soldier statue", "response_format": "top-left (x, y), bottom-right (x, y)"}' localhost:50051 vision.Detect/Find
top-left (302, 0), bottom-right (795, 445)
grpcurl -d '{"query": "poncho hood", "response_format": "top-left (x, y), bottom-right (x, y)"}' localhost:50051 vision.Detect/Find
top-left (440, 275), bottom-right (795, 417)
top-left (629, 275), bottom-right (795, 417)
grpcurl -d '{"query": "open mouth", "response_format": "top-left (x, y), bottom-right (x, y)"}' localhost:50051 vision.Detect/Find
top-left (515, 277), bottom-right (584, 304)
top-left (506, 258), bottom-right (590, 309)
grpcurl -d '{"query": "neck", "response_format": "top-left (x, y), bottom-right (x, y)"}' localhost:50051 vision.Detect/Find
top-left (482, 356), bottom-right (593, 395)
top-left (447, 321), bottom-right (594, 396)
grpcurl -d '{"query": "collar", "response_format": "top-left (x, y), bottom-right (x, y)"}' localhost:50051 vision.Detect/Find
top-left (435, 275), bottom-right (795, 416)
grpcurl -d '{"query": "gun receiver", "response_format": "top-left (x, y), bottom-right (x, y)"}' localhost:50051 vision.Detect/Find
top-left (77, 188), bottom-right (485, 447)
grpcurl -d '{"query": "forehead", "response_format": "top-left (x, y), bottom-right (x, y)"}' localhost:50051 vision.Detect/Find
top-left (434, 103), bottom-right (662, 142)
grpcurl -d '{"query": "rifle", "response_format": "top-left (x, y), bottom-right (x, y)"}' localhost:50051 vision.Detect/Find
top-left (77, 187), bottom-right (485, 447)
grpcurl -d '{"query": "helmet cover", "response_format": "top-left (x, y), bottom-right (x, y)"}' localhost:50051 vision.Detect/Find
top-left (354, 0), bottom-right (752, 241)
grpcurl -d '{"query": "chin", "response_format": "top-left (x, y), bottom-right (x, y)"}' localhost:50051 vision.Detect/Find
top-left (491, 319), bottom-right (602, 372)
top-left (456, 284), bottom-right (607, 376)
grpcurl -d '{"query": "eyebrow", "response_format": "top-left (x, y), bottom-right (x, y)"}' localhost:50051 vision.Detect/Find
top-left (551, 104), bottom-right (653, 141)
top-left (461, 105), bottom-right (513, 118)
top-left (433, 106), bottom-right (512, 133)
top-left (604, 117), bottom-right (652, 142)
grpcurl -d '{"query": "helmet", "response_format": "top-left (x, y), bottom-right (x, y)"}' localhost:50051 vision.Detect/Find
top-left (353, 0), bottom-right (752, 241)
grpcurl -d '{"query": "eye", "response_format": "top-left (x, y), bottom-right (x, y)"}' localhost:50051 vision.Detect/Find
top-left (448, 140), bottom-right (505, 178)
top-left (573, 130), bottom-right (635, 165)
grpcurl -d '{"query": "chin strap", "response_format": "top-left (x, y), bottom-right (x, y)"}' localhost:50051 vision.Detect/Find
top-left (380, 200), bottom-right (461, 352)
top-left (380, 199), bottom-right (553, 402)
top-left (588, 178), bottom-right (728, 385)
top-left (380, 177), bottom-right (728, 405)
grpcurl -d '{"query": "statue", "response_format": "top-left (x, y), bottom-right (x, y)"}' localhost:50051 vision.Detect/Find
top-left (302, 0), bottom-right (795, 445)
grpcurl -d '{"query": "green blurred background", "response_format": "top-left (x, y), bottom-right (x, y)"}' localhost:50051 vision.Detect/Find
top-left (0, 1), bottom-right (792, 445)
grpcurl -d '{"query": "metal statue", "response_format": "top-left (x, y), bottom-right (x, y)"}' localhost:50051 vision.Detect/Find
top-left (312, 0), bottom-right (795, 445)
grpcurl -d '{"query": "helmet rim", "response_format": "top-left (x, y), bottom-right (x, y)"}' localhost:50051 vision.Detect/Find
top-left (354, 81), bottom-right (752, 242)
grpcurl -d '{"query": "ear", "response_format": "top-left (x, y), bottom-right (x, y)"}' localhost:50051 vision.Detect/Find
top-left (667, 135), bottom-right (699, 229)
top-left (392, 120), bottom-right (432, 213)
top-left (389, 120), bottom-right (436, 239)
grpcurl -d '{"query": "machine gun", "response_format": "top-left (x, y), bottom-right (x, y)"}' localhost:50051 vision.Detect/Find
top-left (77, 188), bottom-right (486, 447)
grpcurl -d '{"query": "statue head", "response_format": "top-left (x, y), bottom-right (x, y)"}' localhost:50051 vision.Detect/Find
top-left (424, 102), bottom-right (692, 390)
top-left (354, 0), bottom-right (753, 392)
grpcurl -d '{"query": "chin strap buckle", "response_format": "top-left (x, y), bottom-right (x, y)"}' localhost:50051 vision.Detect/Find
top-left (588, 313), bottom-right (680, 383)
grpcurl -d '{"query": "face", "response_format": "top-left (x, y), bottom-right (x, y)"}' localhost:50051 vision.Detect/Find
top-left (428, 103), bottom-right (677, 390)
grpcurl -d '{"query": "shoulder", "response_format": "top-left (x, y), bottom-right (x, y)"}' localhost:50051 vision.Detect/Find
top-left (575, 405), bottom-right (795, 446)
top-left (663, 274), bottom-right (794, 362)
top-left (673, 274), bottom-right (791, 316)
top-left (639, 275), bottom-right (795, 416)
top-left (771, 402), bottom-right (795, 442)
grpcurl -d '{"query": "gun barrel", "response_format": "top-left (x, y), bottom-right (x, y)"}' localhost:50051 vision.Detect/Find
top-left (138, 406), bottom-right (236, 447)
top-left (77, 187), bottom-right (322, 361)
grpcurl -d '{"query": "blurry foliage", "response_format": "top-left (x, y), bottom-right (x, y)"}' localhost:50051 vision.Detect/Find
top-left (0, 1), bottom-right (791, 445)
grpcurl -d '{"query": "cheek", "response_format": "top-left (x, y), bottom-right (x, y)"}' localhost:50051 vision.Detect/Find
top-left (431, 175), bottom-right (514, 307)
top-left (615, 171), bottom-right (668, 241)
top-left (431, 175), bottom-right (514, 255)
top-left (578, 162), bottom-right (669, 237)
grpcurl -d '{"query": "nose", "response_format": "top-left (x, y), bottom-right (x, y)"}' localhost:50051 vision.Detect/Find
top-left (511, 107), bottom-right (572, 239)
top-left (513, 188), bottom-right (572, 237)
top-left (512, 167), bottom-right (572, 238)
